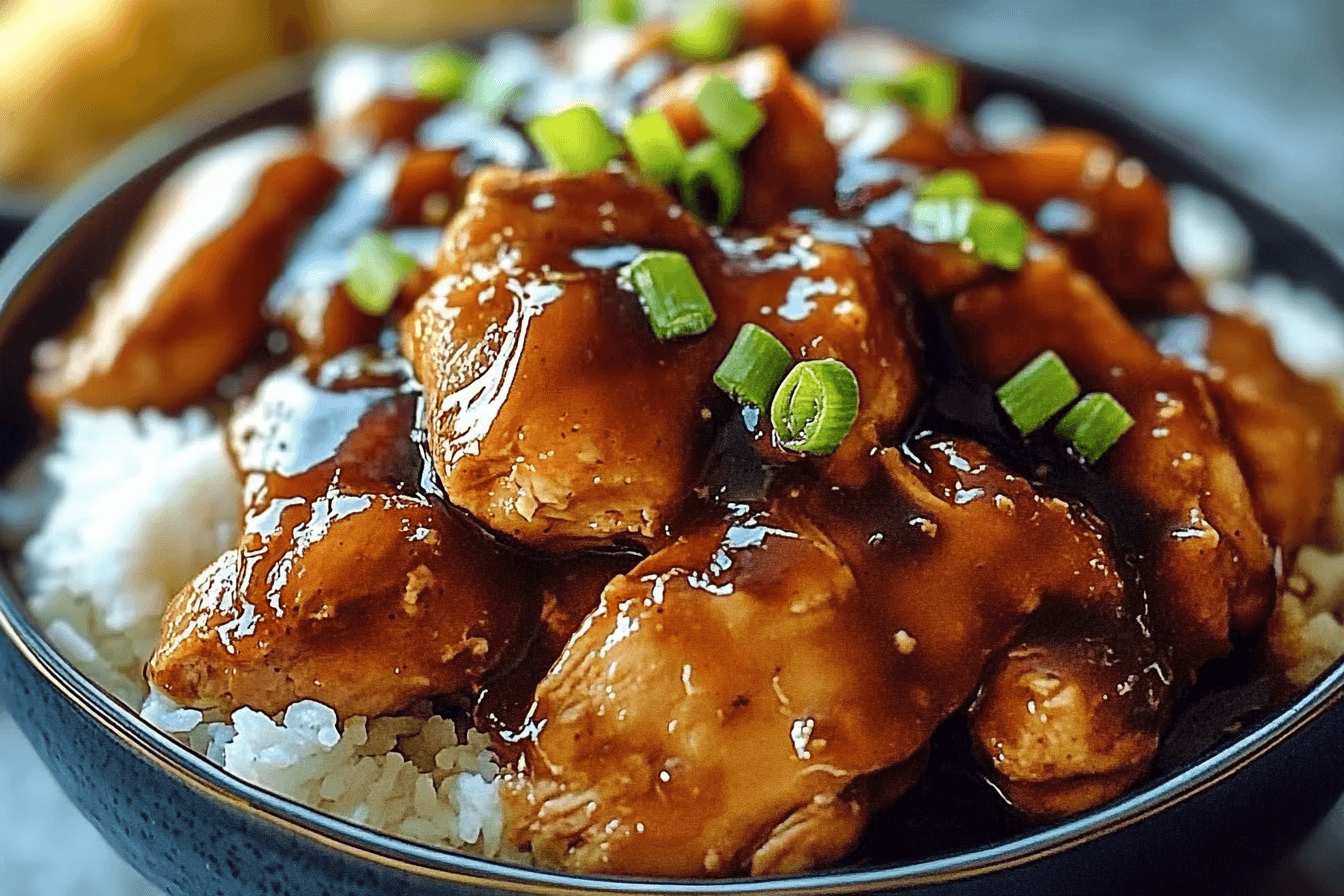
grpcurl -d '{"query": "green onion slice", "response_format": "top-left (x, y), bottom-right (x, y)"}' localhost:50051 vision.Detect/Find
top-left (907, 196), bottom-right (1028, 271)
top-left (845, 75), bottom-right (895, 109)
top-left (627, 250), bottom-right (717, 339)
top-left (714, 324), bottom-right (793, 408)
top-left (967, 201), bottom-right (1027, 270)
top-left (678, 139), bottom-right (743, 226)
top-left (411, 47), bottom-right (478, 102)
top-left (845, 62), bottom-right (960, 123)
top-left (995, 350), bottom-right (1081, 434)
top-left (466, 67), bottom-right (523, 120)
top-left (771, 359), bottom-right (860, 455)
top-left (578, 0), bottom-right (639, 25)
top-left (624, 110), bottom-right (687, 184)
top-left (526, 105), bottom-right (623, 173)
top-left (1056, 392), bottom-right (1135, 463)
top-left (670, 1), bottom-right (740, 61)
top-left (695, 75), bottom-right (765, 150)
top-left (346, 232), bottom-right (418, 316)
top-left (918, 168), bottom-right (981, 200)
top-left (907, 197), bottom-right (976, 246)
top-left (895, 61), bottom-right (960, 123)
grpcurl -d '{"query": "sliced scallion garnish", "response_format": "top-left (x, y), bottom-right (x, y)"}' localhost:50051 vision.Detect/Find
top-left (918, 168), bottom-right (981, 200)
top-left (845, 75), bottom-right (895, 109)
top-left (695, 75), bottom-right (765, 151)
top-left (670, 1), bottom-right (739, 61)
top-left (412, 47), bottom-right (478, 102)
top-left (907, 195), bottom-right (1028, 271)
top-left (894, 61), bottom-right (960, 123)
top-left (1056, 392), bottom-right (1134, 462)
top-left (967, 201), bottom-right (1028, 270)
top-left (995, 350), bottom-right (1080, 434)
top-left (678, 139), bottom-right (743, 226)
top-left (627, 250), bottom-right (717, 339)
top-left (578, 0), bottom-right (639, 25)
top-left (624, 110), bottom-right (687, 184)
top-left (844, 62), bottom-right (960, 123)
top-left (771, 359), bottom-right (860, 455)
top-left (346, 232), bottom-right (417, 316)
top-left (526, 105), bottom-right (623, 173)
top-left (714, 324), bottom-right (793, 409)
top-left (907, 197), bottom-right (976, 245)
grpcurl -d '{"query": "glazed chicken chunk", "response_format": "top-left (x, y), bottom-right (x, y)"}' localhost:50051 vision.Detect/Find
top-left (147, 356), bottom-right (540, 718)
top-left (31, 129), bottom-right (341, 415)
top-left (402, 168), bottom-right (731, 549)
top-left (505, 438), bottom-right (1127, 876)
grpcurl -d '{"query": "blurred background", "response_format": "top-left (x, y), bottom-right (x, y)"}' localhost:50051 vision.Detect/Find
top-left (0, 0), bottom-right (1340, 894)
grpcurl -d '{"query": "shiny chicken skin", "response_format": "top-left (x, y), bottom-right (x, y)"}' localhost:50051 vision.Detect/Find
top-left (505, 438), bottom-right (1128, 876)
top-left (402, 167), bottom-right (732, 549)
top-left (148, 359), bottom-right (541, 718)
top-left (31, 131), bottom-right (341, 416)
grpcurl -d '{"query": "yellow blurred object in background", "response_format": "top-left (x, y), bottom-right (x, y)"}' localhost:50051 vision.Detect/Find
top-left (0, 0), bottom-right (566, 192)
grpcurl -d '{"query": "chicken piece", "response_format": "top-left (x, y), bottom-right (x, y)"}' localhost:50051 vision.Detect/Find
top-left (1201, 312), bottom-right (1344, 560)
top-left (504, 437), bottom-right (1125, 876)
top-left (265, 147), bottom-right (443, 363)
top-left (968, 621), bottom-right (1168, 819)
top-left (648, 47), bottom-right (839, 227)
top-left (737, 0), bottom-right (845, 62)
top-left (402, 168), bottom-right (732, 549)
top-left (30, 130), bottom-right (342, 415)
top-left (387, 148), bottom-right (470, 227)
top-left (474, 549), bottom-right (641, 756)
top-left (942, 245), bottom-right (1275, 674)
top-left (147, 357), bottom-right (540, 718)
top-left (713, 225), bottom-right (922, 484)
top-left (956, 128), bottom-right (1202, 315)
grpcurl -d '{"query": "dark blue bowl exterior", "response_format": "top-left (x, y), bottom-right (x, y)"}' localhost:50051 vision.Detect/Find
top-left (4, 41), bottom-right (1344, 896)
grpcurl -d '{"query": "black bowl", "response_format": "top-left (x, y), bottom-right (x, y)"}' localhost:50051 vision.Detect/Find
top-left (3, 38), bottom-right (1344, 896)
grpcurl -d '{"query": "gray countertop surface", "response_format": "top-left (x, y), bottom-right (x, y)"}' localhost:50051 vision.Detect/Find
top-left (3, 1), bottom-right (1343, 894)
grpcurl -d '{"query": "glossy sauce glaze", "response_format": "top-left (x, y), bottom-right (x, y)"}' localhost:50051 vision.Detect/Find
top-left (27, 2), bottom-right (1344, 880)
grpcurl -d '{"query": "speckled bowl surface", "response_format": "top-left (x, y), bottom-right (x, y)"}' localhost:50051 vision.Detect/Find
top-left (3, 34), bottom-right (1344, 896)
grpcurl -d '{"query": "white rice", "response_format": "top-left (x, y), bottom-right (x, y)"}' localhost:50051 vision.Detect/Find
top-left (13, 405), bottom-right (518, 862)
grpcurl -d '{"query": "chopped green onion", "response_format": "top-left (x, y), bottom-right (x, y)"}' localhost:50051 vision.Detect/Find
top-left (1056, 392), bottom-right (1134, 463)
top-left (346, 232), bottom-right (417, 316)
top-left (412, 47), bottom-right (478, 102)
top-left (527, 105), bottom-right (624, 173)
top-left (907, 195), bottom-right (1028, 271)
top-left (894, 61), bottom-right (960, 123)
top-left (627, 250), bottom-right (717, 339)
top-left (466, 67), bottom-right (523, 120)
top-left (995, 350), bottom-right (1081, 435)
top-left (907, 197), bottom-right (976, 245)
top-left (844, 62), bottom-right (960, 123)
top-left (770, 359), bottom-right (860, 455)
top-left (678, 139), bottom-right (743, 226)
top-left (624, 110), bottom-right (687, 184)
top-left (918, 168), bottom-right (981, 200)
top-left (670, 1), bottom-right (739, 61)
top-left (577, 0), bottom-right (639, 24)
top-left (845, 75), bottom-right (895, 109)
top-left (714, 324), bottom-right (793, 408)
top-left (967, 201), bottom-right (1028, 270)
top-left (695, 75), bottom-right (765, 151)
